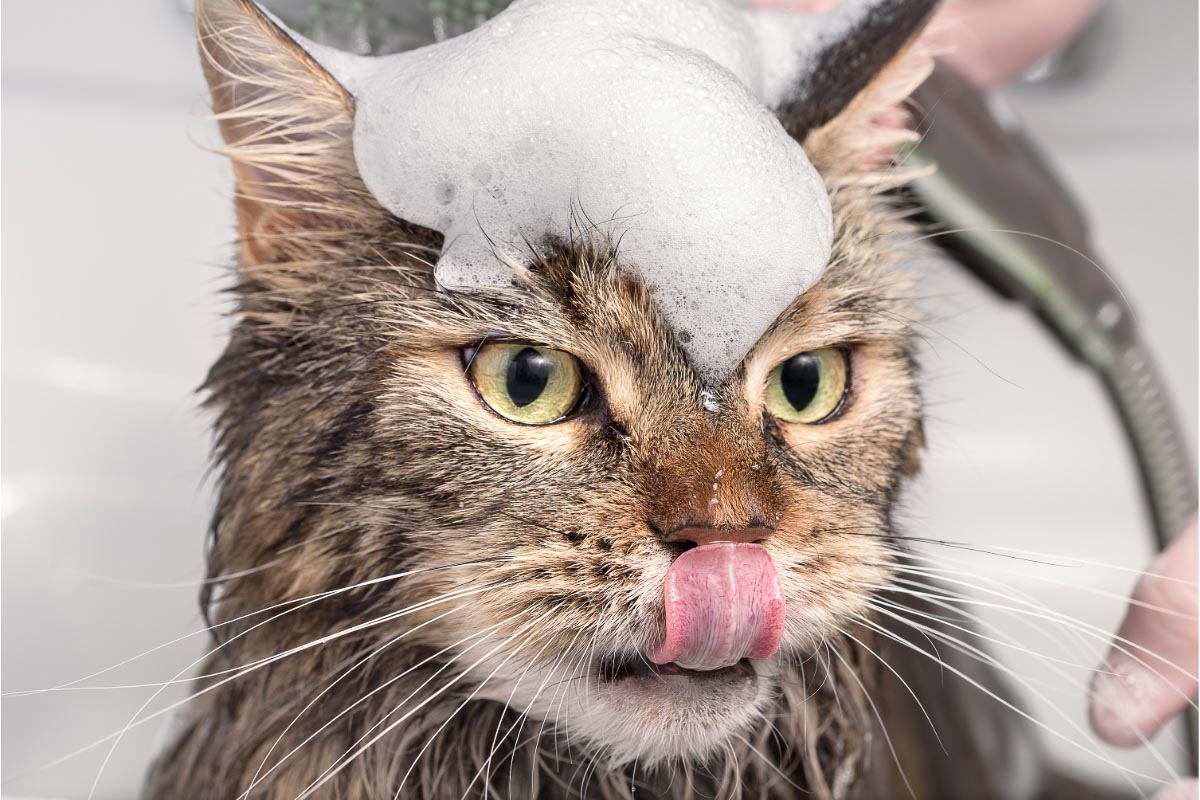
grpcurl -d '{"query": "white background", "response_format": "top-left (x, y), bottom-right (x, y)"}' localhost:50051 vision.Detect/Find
top-left (2, 1), bottom-right (1196, 796)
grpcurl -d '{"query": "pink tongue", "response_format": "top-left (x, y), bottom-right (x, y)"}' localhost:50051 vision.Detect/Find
top-left (648, 542), bottom-right (785, 671)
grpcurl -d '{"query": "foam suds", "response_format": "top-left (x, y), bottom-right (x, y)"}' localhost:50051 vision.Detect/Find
top-left (291, 0), bottom-right (859, 380)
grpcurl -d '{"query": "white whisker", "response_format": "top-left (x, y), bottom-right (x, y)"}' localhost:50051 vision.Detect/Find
top-left (53, 579), bottom-right (507, 796)
top-left (834, 624), bottom-right (946, 753)
top-left (827, 642), bottom-right (917, 800)
top-left (856, 608), bottom-right (1164, 791)
top-left (294, 608), bottom-right (551, 800)
top-left (238, 600), bottom-right (480, 798)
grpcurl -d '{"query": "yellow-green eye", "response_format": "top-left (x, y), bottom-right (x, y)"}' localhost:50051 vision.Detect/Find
top-left (467, 343), bottom-right (585, 424)
top-left (764, 348), bottom-right (849, 424)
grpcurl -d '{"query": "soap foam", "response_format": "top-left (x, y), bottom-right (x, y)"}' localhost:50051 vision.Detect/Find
top-left (300, 0), bottom-right (842, 380)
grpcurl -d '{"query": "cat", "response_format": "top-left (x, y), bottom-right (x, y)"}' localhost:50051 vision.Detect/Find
top-left (144, 1), bottom-right (1130, 797)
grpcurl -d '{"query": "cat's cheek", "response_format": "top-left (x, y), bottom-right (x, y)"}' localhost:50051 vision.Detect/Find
top-left (779, 566), bottom-right (891, 653)
top-left (763, 531), bottom-right (894, 652)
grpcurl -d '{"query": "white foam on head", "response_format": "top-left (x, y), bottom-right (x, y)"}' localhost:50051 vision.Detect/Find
top-left (302, 0), bottom-right (841, 381)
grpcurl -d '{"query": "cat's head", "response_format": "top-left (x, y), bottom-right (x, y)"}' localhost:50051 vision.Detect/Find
top-left (196, 0), bottom-right (934, 773)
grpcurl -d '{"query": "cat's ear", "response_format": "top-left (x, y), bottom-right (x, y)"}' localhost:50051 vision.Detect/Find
top-left (195, 0), bottom-right (372, 266)
top-left (775, 0), bottom-right (941, 181)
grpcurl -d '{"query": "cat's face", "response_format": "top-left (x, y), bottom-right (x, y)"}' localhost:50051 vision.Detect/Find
top-left (364, 232), bottom-right (922, 763)
top-left (190, 0), bottom-right (933, 781)
top-left (203, 223), bottom-right (922, 772)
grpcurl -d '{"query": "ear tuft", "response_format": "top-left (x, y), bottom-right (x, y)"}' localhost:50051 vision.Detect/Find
top-left (778, 0), bottom-right (942, 186)
top-left (777, 0), bottom-right (939, 139)
top-left (195, 0), bottom-right (370, 265)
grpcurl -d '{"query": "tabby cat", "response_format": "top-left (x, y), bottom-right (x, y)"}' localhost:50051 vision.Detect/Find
top-left (144, 0), bottom-right (1127, 797)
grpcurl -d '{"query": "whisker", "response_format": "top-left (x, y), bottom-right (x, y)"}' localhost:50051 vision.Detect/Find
top-left (42, 576), bottom-right (507, 694)
top-left (869, 592), bottom-right (1109, 674)
top-left (475, 628), bottom-right (586, 799)
top-left (242, 605), bottom-right (529, 795)
top-left (875, 572), bottom-right (1200, 689)
top-left (542, 636), bottom-right (595, 771)
top-left (5, 557), bottom-right (499, 699)
top-left (894, 537), bottom-right (1197, 583)
top-left (820, 526), bottom-right (1080, 566)
top-left (294, 608), bottom-right (550, 800)
top-left (907, 225), bottom-right (1137, 321)
top-left (826, 643), bottom-right (917, 800)
top-left (76, 559), bottom-right (283, 590)
top-left (393, 614), bottom-right (555, 798)
top-left (29, 578), bottom-right (508, 791)
top-left (870, 565), bottom-right (1194, 765)
top-left (887, 552), bottom-right (1198, 621)
top-left (856, 608), bottom-right (1165, 791)
top-left (732, 733), bottom-right (808, 795)
top-left (866, 597), bottom-right (1183, 787)
top-left (238, 600), bottom-right (480, 798)
top-left (833, 624), bottom-right (947, 754)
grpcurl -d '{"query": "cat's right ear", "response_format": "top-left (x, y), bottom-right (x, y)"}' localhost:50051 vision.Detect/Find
top-left (196, 0), bottom-right (368, 266)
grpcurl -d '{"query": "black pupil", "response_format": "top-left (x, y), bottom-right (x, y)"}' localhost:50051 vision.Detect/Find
top-left (780, 353), bottom-right (822, 411)
top-left (506, 348), bottom-right (554, 407)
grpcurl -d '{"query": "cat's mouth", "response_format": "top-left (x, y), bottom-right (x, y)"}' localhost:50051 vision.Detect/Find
top-left (599, 656), bottom-right (757, 685)
top-left (586, 651), bottom-right (768, 758)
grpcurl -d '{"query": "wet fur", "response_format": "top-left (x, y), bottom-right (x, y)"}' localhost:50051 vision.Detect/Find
top-left (145, 2), bottom-right (1123, 798)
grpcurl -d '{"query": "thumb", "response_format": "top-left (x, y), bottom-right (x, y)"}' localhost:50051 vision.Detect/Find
top-left (1090, 517), bottom-right (1198, 747)
top-left (1153, 779), bottom-right (1198, 800)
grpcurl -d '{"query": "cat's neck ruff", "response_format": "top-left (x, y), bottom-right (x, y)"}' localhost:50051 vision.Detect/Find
top-left (279, 0), bottom-right (864, 380)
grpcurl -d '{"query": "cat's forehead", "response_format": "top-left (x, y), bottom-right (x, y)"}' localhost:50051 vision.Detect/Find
top-left (281, 0), bottom-right (897, 381)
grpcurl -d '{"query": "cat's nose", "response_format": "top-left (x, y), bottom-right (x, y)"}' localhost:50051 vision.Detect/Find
top-left (662, 526), bottom-right (774, 548)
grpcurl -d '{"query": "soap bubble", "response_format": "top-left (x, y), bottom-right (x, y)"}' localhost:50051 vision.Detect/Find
top-left (314, 0), bottom-right (836, 380)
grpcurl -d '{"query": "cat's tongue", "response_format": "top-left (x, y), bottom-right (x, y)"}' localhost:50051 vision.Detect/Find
top-left (649, 542), bottom-right (785, 671)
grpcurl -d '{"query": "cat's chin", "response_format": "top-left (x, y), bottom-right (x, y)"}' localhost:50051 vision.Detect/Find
top-left (579, 656), bottom-right (774, 763)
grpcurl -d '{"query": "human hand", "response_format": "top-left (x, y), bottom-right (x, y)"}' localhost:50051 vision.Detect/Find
top-left (1089, 517), bottom-right (1197, 798)
top-left (762, 0), bottom-right (1193, 793)
top-left (755, 0), bottom-right (1100, 90)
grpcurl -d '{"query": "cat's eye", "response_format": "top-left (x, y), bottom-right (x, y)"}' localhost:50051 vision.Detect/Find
top-left (467, 343), bottom-right (585, 424)
top-left (764, 348), bottom-right (849, 424)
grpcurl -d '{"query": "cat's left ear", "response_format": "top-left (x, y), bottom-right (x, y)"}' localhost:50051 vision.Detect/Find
top-left (773, 0), bottom-right (941, 180)
top-left (196, 0), bottom-right (374, 267)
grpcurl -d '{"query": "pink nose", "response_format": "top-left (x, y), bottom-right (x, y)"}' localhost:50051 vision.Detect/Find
top-left (663, 526), bottom-right (774, 548)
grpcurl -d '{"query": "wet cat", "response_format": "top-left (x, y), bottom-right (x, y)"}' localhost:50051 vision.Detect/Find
top-left (144, 1), bottom-right (1128, 797)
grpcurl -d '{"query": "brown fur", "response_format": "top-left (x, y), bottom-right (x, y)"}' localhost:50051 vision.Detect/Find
top-left (144, 3), bottom-right (1124, 798)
